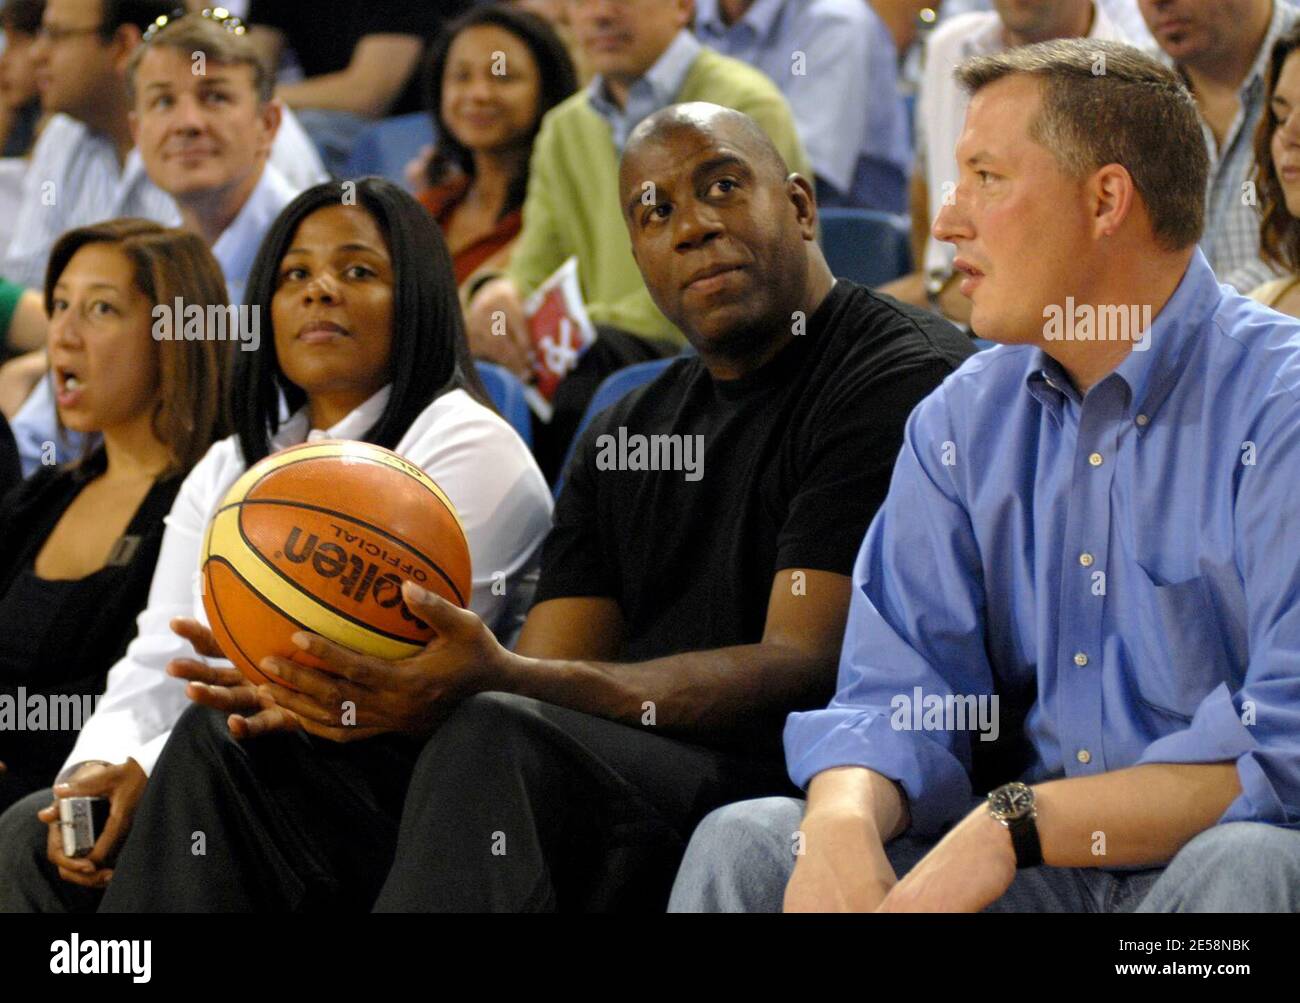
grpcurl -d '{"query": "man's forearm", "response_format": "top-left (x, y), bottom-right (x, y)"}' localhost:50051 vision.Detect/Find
top-left (277, 73), bottom-right (386, 117)
top-left (1034, 761), bottom-right (1241, 868)
top-left (805, 766), bottom-right (910, 843)
top-left (493, 642), bottom-right (834, 740)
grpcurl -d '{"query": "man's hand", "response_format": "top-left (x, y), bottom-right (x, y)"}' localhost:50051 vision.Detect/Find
top-left (404, 143), bottom-right (434, 189)
top-left (36, 759), bottom-right (147, 889)
top-left (784, 807), bottom-right (899, 912)
top-left (255, 581), bottom-right (509, 742)
top-left (167, 617), bottom-right (303, 740)
top-left (875, 804), bottom-right (1016, 912)
top-left (464, 277), bottom-right (533, 379)
top-left (0, 348), bottom-right (47, 418)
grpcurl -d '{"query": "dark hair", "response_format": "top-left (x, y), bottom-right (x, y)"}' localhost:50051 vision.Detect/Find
top-left (425, 3), bottom-right (578, 219)
top-left (235, 177), bottom-right (492, 466)
top-left (98, 0), bottom-right (172, 39)
top-left (0, 0), bottom-right (43, 35)
top-left (45, 217), bottom-right (233, 476)
top-left (957, 38), bottom-right (1208, 252)
top-left (1254, 22), bottom-right (1300, 274)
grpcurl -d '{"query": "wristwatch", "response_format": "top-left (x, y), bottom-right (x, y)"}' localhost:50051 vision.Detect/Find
top-left (987, 781), bottom-right (1042, 869)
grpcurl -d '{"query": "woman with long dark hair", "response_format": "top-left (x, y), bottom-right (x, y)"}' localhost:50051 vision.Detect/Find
top-left (0, 218), bottom-right (233, 814)
top-left (1251, 22), bottom-right (1300, 316)
top-left (418, 4), bottom-right (577, 295)
top-left (0, 179), bottom-right (552, 908)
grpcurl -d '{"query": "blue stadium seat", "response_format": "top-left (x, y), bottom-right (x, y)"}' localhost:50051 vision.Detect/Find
top-left (819, 207), bottom-right (912, 287)
top-left (343, 113), bottom-right (436, 189)
top-left (553, 357), bottom-right (677, 499)
top-left (475, 361), bottom-right (532, 448)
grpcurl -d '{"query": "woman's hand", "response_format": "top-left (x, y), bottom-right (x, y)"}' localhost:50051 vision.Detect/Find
top-left (167, 618), bottom-right (302, 740)
top-left (37, 759), bottom-right (147, 889)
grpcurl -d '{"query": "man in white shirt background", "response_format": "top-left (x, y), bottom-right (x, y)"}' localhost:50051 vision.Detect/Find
top-left (2, 0), bottom-right (323, 294)
top-left (5, 6), bottom-right (312, 476)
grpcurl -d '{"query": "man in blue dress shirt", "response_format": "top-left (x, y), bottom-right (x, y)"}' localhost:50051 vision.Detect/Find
top-left (669, 37), bottom-right (1300, 912)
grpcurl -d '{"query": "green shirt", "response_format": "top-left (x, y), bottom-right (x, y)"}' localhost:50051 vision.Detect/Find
top-left (503, 47), bottom-right (813, 345)
top-left (0, 277), bottom-right (24, 345)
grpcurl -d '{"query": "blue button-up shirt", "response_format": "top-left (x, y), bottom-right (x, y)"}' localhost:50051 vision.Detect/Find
top-left (694, 0), bottom-right (910, 212)
top-left (786, 249), bottom-right (1300, 835)
top-left (587, 29), bottom-right (702, 152)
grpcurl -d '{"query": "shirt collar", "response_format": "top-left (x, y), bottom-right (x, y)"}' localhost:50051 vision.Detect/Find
top-left (586, 29), bottom-right (702, 123)
top-left (1024, 249), bottom-right (1224, 423)
top-left (1242, 0), bottom-right (1295, 99)
top-left (212, 163), bottom-right (297, 304)
top-left (695, 0), bottom-right (786, 44)
top-left (275, 385), bottom-right (393, 449)
top-left (1110, 248), bottom-right (1224, 421)
top-left (966, 1), bottom-right (1114, 58)
top-left (1169, 0), bottom-right (1297, 102)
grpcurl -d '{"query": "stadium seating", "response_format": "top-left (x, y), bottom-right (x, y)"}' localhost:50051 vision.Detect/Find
top-left (818, 208), bottom-right (912, 287)
top-left (343, 113), bottom-right (437, 189)
top-left (474, 361), bottom-right (533, 447)
top-left (552, 356), bottom-right (677, 498)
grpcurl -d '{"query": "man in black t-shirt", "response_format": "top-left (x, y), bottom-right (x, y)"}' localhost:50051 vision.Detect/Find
top-left (247, 0), bottom-right (472, 173)
top-left (84, 104), bottom-right (973, 913)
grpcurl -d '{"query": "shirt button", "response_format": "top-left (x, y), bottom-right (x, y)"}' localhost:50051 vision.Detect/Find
top-left (1079, 552), bottom-right (1094, 567)
top-left (1135, 414), bottom-right (1149, 427)
top-left (1088, 452), bottom-right (1104, 467)
top-left (1073, 651), bottom-right (1089, 667)
top-left (1077, 749), bottom-right (1092, 764)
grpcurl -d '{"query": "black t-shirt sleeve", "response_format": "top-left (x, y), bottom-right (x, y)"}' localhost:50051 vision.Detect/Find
top-left (246, 0), bottom-right (294, 34)
top-left (354, 1), bottom-right (465, 37)
top-left (776, 361), bottom-right (953, 576)
top-left (532, 412), bottom-right (622, 606)
top-left (247, 1), bottom-right (459, 50)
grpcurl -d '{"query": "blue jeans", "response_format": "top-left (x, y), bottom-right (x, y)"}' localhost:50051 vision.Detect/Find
top-left (668, 797), bottom-right (1300, 912)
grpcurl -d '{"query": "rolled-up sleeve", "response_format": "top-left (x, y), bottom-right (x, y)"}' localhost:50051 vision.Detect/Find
top-left (1137, 403), bottom-right (1300, 827)
top-left (784, 389), bottom-right (996, 835)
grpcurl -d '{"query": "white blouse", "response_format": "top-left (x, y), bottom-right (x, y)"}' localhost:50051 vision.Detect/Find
top-left (63, 385), bottom-right (553, 776)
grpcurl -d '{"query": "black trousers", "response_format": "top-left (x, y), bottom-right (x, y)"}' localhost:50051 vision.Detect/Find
top-left (86, 693), bottom-right (791, 912)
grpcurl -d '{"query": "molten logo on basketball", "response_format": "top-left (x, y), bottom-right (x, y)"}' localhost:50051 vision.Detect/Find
top-left (280, 525), bottom-right (431, 628)
top-left (201, 439), bottom-right (472, 686)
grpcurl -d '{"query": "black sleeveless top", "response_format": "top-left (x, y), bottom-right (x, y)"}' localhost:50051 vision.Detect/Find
top-left (0, 449), bottom-right (180, 807)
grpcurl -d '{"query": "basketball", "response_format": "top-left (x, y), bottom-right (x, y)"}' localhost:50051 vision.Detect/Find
top-left (200, 440), bottom-right (473, 687)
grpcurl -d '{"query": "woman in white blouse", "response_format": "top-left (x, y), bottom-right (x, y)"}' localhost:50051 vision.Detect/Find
top-left (0, 178), bottom-right (552, 905)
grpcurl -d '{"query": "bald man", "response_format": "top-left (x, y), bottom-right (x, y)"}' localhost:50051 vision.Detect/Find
top-left (62, 105), bottom-right (972, 914)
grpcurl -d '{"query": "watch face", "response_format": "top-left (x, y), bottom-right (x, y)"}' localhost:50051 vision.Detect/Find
top-left (990, 783), bottom-right (1034, 821)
